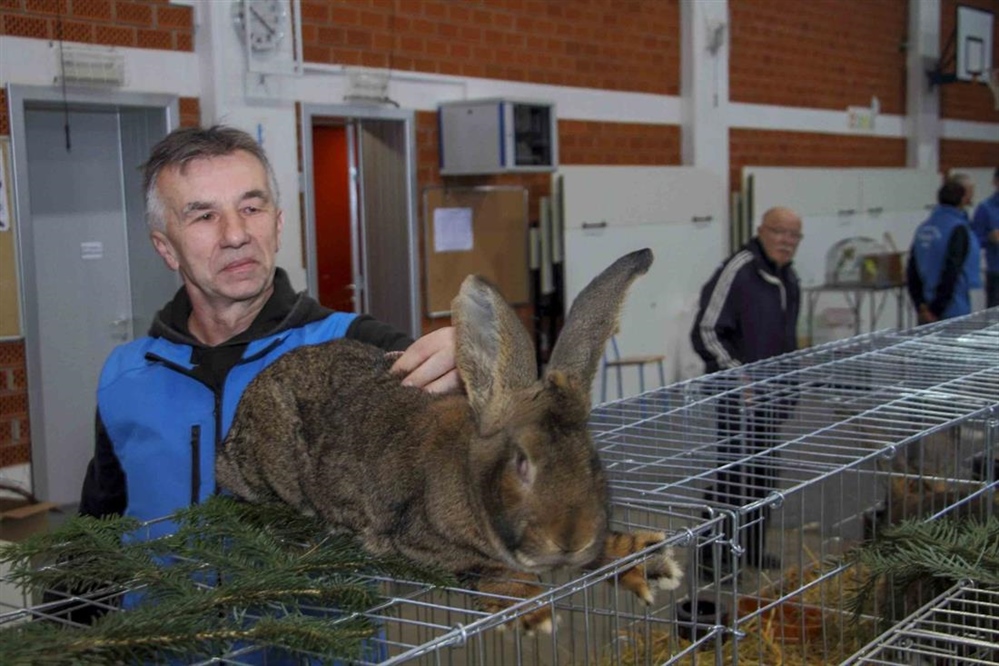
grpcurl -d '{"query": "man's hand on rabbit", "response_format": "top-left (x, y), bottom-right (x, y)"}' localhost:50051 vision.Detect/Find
top-left (392, 326), bottom-right (462, 394)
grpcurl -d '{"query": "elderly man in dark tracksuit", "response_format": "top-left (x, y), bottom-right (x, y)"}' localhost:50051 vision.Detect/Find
top-left (690, 206), bottom-right (802, 579)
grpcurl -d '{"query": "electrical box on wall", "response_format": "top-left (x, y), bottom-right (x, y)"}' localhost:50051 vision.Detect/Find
top-left (438, 99), bottom-right (558, 175)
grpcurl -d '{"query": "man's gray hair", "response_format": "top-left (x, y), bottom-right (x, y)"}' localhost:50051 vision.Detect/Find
top-left (142, 125), bottom-right (280, 232)
top-left (938, 173), bottom-right (971, 207)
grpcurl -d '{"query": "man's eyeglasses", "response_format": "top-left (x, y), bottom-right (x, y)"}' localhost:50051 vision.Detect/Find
top-left (762, 226), bottom-right (803, 242)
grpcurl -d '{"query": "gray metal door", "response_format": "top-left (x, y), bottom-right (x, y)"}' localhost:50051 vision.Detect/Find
top-left (10, 88), bottom-right (177, 505)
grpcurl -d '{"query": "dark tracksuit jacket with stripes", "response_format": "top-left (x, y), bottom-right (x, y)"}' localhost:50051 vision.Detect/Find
top-left (690, 237), bottom-right (800, 374)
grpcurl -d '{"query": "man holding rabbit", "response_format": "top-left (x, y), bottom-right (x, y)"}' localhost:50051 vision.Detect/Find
top-left (59, 126), bottom-right (682, 648)
top-left (78, 124), bottom-right (459, 531)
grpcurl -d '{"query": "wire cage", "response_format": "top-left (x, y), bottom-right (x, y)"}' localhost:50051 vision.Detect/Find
top-left (594, 309), bottom-right (999, 664)
top-left (842, 582), bottom-right (999, 665)
top-left (0, 503), bottom-right (711, 666)
top-left (2, 309), bottom-right (998, 664)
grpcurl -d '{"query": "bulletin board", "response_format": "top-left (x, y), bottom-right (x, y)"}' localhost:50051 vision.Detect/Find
top-left (0, 138), bottom-right (21, 339)
top-left (422, 185), bottom-right (529, 318)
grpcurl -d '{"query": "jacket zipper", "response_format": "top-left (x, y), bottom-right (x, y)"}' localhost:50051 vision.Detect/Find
top-left (213, 389), bottom-right (223, 495)
top-left (189, 425), bottom-right (201, 505)
top-left (146, 337), bottom-right (286, 501)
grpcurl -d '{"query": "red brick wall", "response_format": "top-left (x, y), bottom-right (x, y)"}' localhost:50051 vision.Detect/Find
top-left (301, 0), bottom-right (680, 95)
top-left (0, 343), bottom-right (29, 469)
top-left (0, 0), bottom-right (193, 50)
top-left (178, 97), bottom-right (200, 128)
top-left (940, 139), bottom-right (999, 173)
top-left (560, 120), bottom-right (681, 165)
top-left (939, 0), bottom-right (999, 122)
top-left (729, 0), bottom-right (908, 115)
top-left (725, 0), bottom-right (921, 189)
top-left (729, 129), bottom-right (907, 192)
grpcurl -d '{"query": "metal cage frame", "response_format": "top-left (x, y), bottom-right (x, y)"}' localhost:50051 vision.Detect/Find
top-left (2, 309), bottom-right (998, 664)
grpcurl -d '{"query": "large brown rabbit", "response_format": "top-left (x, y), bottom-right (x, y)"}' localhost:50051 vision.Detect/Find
top-left (216, 248), bottom-right (681, 631)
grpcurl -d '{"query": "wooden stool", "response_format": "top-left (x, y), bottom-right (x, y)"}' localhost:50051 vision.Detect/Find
top-left (600, 335), bottom-right (667, 403)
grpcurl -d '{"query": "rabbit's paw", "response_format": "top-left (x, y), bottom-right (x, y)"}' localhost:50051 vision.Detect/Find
top-left (476, 571), bottom-right (556, 634)
top-left (603, 530), bottom-right (683, 604)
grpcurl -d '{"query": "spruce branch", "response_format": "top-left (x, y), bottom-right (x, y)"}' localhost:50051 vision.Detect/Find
top-left (0, 496), bottom-right (454, 664)
top-left (846, 515), bottom-right (999, 629)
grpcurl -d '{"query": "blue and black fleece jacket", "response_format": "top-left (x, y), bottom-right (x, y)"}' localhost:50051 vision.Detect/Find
top-left (79, 268), bottom-right (412, 534)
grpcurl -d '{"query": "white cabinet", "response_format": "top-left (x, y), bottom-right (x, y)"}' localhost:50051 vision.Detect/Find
top-left (561, 166), bottom-right (721, 229)
top-left (857, 168), bottom-right (939, 215)
top-left (745, 167), bottom-right (861, 223)
top-left (559, 166), bottom-right (726, 400)
top-left (438, 99), bottom-right (557, 175)
top-left (744, 166), bottom-right (940, 225)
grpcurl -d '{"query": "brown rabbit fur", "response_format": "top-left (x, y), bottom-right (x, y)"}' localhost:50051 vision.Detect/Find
top-left (216, 249), bottom-right (682, 631)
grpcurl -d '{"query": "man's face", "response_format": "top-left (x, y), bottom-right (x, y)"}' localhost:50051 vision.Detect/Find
top-left (962, 183), bottom-right (975, 207)
top-left (758, 211), bottom-right (803, 268)
top-left (150, 150), bottom-right (283, 310)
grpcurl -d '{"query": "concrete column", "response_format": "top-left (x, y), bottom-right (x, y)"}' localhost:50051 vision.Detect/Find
top-left (680, 0), bottom-right (730, 192)
top-left (906, 0), bottom-right (941, 170)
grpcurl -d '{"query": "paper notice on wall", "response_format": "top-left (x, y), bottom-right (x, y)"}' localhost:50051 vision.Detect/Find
top-left (433, 207), bottom-right (473, 252)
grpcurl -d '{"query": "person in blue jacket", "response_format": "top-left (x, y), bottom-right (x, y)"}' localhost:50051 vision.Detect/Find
top-left (907, 174), bottom-right (981, 323)
top-left (971, 167), bottom-right (999, 309)
top-left (70, 125), bottom-right (459, 659)
top-left (690, 207), bottom-right (803, 580)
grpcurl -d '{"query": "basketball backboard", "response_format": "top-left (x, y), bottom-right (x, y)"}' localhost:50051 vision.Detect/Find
top-left (956, 5), bottom-right (993, 81)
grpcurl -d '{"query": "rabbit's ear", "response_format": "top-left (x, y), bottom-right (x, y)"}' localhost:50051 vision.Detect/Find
top-left (546, 249), bottom-right (653, 398)
top-left (453, 275), bottom-right (538, 428)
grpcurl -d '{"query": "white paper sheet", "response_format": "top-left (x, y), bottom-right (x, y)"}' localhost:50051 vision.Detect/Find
top-left (433, 207), bottom-right (473, 252)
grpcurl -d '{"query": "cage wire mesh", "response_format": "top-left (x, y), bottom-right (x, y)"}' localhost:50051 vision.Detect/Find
top-left (1, 309), bottom-right (998, 664)
top-left (841, 581), bottom-right (999, 665)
